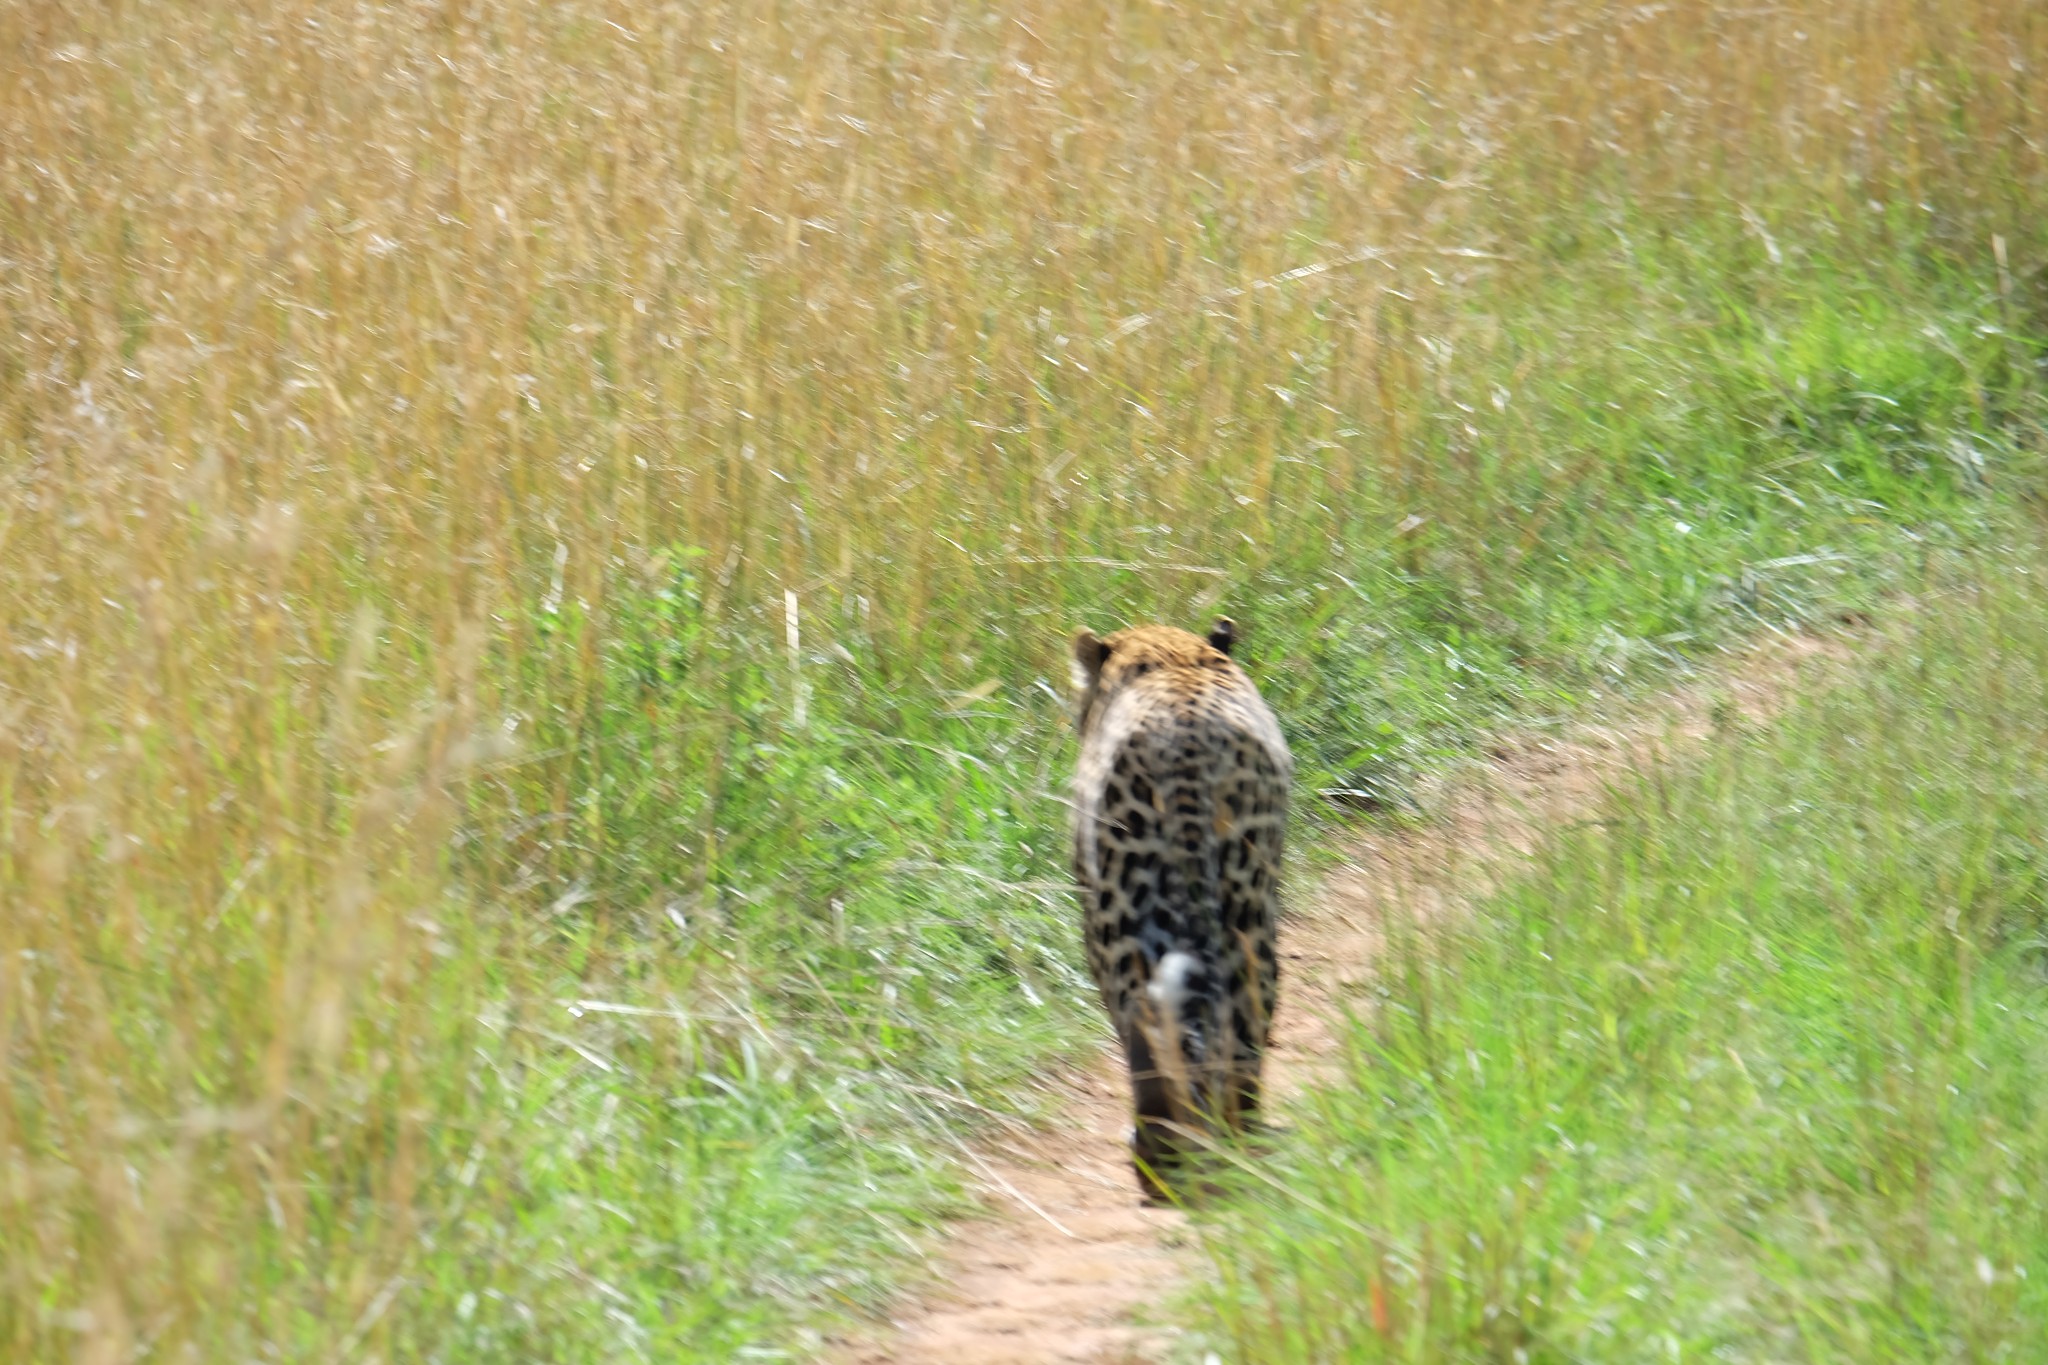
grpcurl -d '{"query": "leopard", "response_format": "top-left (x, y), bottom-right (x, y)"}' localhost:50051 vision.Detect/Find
top-left (1069, 616), bottom-right (1292, 1202)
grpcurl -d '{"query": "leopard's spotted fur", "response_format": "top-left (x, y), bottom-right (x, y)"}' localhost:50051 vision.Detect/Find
top-left (1070, 617), bottom-right (1291, 1200)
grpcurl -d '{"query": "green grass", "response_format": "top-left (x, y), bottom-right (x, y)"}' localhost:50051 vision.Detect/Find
top-left (1189, 536), bottom-right (2048, 1361)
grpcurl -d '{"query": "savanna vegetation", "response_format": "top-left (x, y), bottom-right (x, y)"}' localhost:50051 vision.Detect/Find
top-left (1193, 549), bottom-right (2048, 1362)
top-left (0, 0), bottom-right (2042, 1358)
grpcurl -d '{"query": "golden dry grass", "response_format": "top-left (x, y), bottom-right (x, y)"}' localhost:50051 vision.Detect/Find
top-left (0, 0), bottom-right (2042, 1356)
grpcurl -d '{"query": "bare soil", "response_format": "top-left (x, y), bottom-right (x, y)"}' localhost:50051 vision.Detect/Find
top-left (838, 631), bottom-right (1850, 1365)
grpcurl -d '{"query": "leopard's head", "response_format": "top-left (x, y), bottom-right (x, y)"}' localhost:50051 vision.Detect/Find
top-left (1070, 617), bottom-right (1238, 735)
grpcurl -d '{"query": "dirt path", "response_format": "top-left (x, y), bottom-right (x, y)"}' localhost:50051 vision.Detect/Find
top-left (839, 631), bottom-right (1849, 1365)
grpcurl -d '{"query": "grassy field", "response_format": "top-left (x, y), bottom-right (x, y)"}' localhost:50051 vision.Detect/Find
top-left (1192, 539), bottom-right (2048, 1362)
top-left (0, 0), bottom-right (2043, 1358)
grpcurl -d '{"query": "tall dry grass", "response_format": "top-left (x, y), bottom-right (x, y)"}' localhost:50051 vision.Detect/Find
top-left (1, 0), bottom-right (2043, 1355)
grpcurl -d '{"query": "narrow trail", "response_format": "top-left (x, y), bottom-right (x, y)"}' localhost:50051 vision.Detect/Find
top-left (839, 632), bottom-right (1850, 1365)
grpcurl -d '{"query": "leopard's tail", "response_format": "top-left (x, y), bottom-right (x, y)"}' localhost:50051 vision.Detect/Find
top-left (1146, 948), bottom-right (1221, 1104)
top-left (1147, 950), bottom-right (1202, 1028)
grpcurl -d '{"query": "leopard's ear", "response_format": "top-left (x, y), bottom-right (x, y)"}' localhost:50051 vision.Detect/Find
top-left (1071, 629), bottom-right (1111, 689)
top-left (1207, 617), bottom-right (1237, 656)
